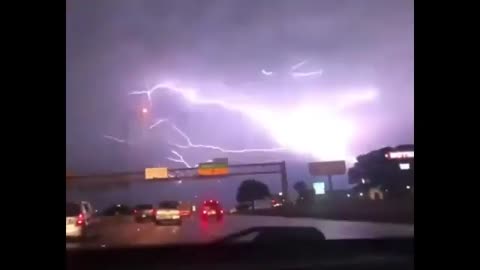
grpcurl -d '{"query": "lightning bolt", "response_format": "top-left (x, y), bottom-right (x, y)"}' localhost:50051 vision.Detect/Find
top-left (166, 150), bottom-right (192, 168)
top-left (149, 118), bottom-right (168, 129)
top-left (291, 70), bottom-right (323, 78)
top-left (103, 135), bottom-right (127, 144)
top-left (130, 81), bottom-right (238, 111)
top-left (125, 70), bottom-right (378, 162)
top-left (291, 60), bottom-right (308, 71)
top-left (261, 69), bottom-right (273, 76)
top-left (171, 124), bottom-right (285, 153)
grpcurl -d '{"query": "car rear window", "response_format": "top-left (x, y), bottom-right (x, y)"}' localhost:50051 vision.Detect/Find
top-left (66, 203), bottom-right (81, 217)
top-left (136, 204), bottom-right (153, 210)
top-left (158, 201), bottom-right (179, 209)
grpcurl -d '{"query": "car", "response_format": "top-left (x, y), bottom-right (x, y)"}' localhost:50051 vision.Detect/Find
top-left (66, 201), bottom-right (94, 239)
top-left (155, 201), bottom-right (182, 225)
top-left (201, 200), bottom-right (224, 221)
top-left (133, 204), bottom-right (155, 223)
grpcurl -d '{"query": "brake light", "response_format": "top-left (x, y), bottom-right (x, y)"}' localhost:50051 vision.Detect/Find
top-left (202, 210), bottom-right (207, 214)
top-left (220, 210), bottom-right (224, 214)
top-left (76, 213), bottom-right (84, 226)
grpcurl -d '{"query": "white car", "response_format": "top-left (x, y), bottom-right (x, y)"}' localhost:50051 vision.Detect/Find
top-left (66, 201), bottom-right (94, 239)
top-left (155, 201), bottom-right (182, 225)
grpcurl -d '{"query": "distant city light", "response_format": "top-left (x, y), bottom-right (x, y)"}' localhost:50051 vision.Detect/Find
top-left (177, 180), bottom-right (182, 184)
top-left (347, 193), bottom-right (351, 198)
top-left (359, 192), bottom-right (364, 197)
top-left (406, 185), bottom-right (411, 190)
top-left (399, 163), bottom-right (410, 170)
top-left (278, 192), bottom-right (283, 196)
top-left (142, 108), bottom-right (148, 114)
top-left (361, 178), bottom-right (366, 184)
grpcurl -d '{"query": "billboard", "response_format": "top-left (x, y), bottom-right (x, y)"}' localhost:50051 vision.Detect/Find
top-left (385, 151), bottom-right (414, 159)
top-left (145, 167), bottom-right (169, 180)
top-left (308, 160), bottom-right (346, 176)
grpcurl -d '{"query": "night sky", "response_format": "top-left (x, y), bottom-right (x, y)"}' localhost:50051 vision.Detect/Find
top-left (66, 0), bottom-right (413, 208)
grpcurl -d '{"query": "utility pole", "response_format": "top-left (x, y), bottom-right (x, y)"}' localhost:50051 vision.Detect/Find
top-left (280, 161), bottom-right (289, 201)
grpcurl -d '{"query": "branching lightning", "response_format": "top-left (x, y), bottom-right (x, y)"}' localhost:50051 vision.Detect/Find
top-left (171, 124), bottom-right (285, 153)
top-left (261, 59), bottom-right (323, 78)
top-left (124, 61), bottom-right (379, 164)
top-left (166, 150), bottom-right (192, 168)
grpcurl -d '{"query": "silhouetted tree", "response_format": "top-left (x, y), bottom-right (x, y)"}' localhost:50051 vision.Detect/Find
top-left (293, 181), bottom-right (315, 206)
top-left (348, 145), bottom-right (414, 197)
top-left (236, 179), bottom-right (271, 209)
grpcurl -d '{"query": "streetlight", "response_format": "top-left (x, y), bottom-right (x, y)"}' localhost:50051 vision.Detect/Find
top-left (142, 107), bottom-right (148, 114)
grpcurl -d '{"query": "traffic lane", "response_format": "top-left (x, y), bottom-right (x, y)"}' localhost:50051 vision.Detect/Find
top-left (67, 215), bottom-right (414, 249)
top-left (67, 216), bottom-right (151, 249)
top-left (123, 215), bottom-right (414, 243)
top-left (216, 215), bottom-right (414, 239)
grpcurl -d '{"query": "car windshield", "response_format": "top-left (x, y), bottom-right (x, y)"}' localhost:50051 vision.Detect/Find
top-left (67, 0), bottom-right (413, 251)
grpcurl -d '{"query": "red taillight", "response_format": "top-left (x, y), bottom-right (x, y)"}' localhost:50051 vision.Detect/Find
top-left (133, 209), bottom-right (137, 214)
top-left (202, 210), bottom-right (207, 214)
top-left (76, 213), bottom-right (84, 226)
top-left (220, 210), bottom-right (224, 214)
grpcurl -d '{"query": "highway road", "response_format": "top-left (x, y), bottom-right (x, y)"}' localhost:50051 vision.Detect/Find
top-left (66, 215), bottom-right (414, 249)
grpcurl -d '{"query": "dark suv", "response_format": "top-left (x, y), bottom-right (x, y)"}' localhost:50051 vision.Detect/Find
top-left (133, 204), bottom-right (155, 223)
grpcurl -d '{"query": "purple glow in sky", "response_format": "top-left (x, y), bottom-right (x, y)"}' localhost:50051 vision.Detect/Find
top-left (67, 0), bottom-right (413, 203)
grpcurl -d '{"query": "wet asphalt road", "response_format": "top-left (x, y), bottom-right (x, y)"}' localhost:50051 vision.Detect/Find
top-left (66, 215), bottom-right (414, 249)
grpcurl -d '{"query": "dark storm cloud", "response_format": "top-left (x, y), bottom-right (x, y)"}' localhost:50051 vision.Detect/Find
top-left (67, 0), bottom-right (413, 173)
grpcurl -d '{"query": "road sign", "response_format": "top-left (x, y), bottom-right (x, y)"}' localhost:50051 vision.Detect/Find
top-left (198, 162), bottom-right (229, 176)
top-left (308, 160), bottom-right (346, 176)
top-left (145, 167), bottom-right (169, 180)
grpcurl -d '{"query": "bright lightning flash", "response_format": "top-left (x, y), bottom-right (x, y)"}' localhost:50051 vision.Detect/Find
top-left (129, 79), bottom-right (378, 161)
